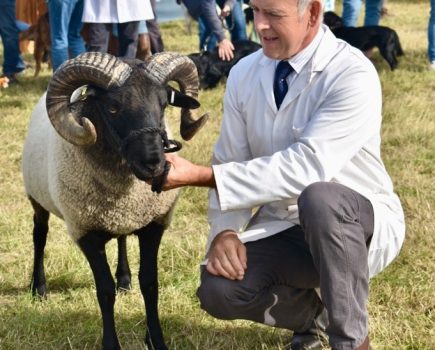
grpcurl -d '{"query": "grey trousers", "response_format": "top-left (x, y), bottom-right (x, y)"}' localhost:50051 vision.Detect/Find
top-left (197, 182), bottom-right (374, 350)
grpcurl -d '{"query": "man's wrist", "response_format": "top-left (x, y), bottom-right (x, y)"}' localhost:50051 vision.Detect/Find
top-left (194, 165), bottom-right (216, 188)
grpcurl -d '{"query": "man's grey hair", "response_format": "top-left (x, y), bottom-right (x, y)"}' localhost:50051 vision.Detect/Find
top-left (298, 0), bottom-right (324, 15)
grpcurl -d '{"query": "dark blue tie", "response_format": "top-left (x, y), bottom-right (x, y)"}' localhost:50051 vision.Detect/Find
top-left (273, 60), bottom-right (293, 109)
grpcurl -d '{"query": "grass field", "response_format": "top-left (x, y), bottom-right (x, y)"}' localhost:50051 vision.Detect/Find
top-left (0, 1), bottom-right (434, 349)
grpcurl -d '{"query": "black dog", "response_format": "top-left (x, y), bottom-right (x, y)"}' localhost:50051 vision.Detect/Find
top-left (189, 40), bottom-right (262, 89)
top-left (323, 11), bottom-right (404, 70)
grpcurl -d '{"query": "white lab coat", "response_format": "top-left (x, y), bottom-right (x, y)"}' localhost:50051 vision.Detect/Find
top-left (82, 0), bottom-right (154, 23)
top-left (207, 26), bottom-right (406, 278)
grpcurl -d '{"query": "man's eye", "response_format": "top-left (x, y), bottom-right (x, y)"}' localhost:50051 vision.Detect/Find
top-left (268, 12), bottom-right (285, 18)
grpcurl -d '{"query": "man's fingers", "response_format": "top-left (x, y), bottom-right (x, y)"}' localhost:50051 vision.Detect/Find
top-left (237, 244), bottom-right (248, 270)
top-left (206, 261), bottom-right (219, 276)
top-left (218, 39), bottom-right (235, 61)
top-left (214, 252), bottom-right (239, 279)
top-left (207, 231), bottom-right (246, 280)
top-left (207, 258), bottom-right (234, 280)
top-left (226, 251), bottom-right (245, 279)
top-left (220, 252), bottom-right (242, 279)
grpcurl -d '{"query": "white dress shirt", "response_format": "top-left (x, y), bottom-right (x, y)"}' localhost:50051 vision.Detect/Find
top-left (207, 25), bottom-right (405, 278)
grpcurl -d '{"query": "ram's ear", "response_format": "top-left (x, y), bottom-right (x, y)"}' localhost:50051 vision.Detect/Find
top-left (166, 86), bottom-right (200, 109)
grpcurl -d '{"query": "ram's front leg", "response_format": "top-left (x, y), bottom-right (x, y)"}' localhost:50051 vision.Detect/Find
top-left (136, 222), bottom-right (168, 350)
top-left (78, 231), bottom-right (120, 350)
top-left (29, 197), bottom-right (50, 297)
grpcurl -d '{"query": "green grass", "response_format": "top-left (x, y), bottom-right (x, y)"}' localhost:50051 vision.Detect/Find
top-left (0, 1), bottom-right (434, 349)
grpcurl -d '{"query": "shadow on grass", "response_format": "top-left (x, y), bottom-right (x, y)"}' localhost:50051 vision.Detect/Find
top-left (0, 273), bottom-right (94, 296)
top-left (0, 301), bottom-right (290, 350)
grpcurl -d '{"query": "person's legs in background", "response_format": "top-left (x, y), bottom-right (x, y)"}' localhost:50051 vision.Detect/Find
top-left (146, 0), bottom-right (164, 53)
top-left (48, 0), bottom-right (83, 71)
top-left (0, 0), bottom-right (25, 79)
top-left (136, 21), bottom-right (152, 60)
top-left (117, 21), bottom-right (139, 58)
top-left (363, 0), bottom-right (383, 26)
top-left (342, 0), bottom-right (362, 27)
top-left (429, 0), bottom-right (435, 69)
top-left (198, 17), bottom-right (216, 52)
top-left (86, 23), bottom-right (111, 54)
top-left (361, 0), bottom-right (383, 58)
top-left (67, 0), bottom-right (86, 59)
top-left (225, 0), bottom-right (247, 42)
top-left (198, 17), bottom-right (207, 51)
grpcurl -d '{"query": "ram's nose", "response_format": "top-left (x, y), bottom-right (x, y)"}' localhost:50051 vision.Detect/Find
top-left (128, 159), bottom-right (164, 182)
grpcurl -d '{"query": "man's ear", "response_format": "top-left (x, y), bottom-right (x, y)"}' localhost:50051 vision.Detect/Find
top-left (309, 0), bottom-right (322, 26)
top-left (166, 86), bottom-right (200, 109)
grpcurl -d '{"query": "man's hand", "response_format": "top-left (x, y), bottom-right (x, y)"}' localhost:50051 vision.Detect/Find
top-left (217, 38), bottom-right (235, 61)
top-left (161, 153), bottom-right (215, 190)
top-left (207, 230), bottom-right (247, 280)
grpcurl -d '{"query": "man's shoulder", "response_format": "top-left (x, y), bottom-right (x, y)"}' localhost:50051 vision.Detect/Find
top-left (230, 49), bottom-right (264, 77)
top-left (313, 28), bottom-right (377, 75)
top-left (327, 36), bottom-right (378, 73)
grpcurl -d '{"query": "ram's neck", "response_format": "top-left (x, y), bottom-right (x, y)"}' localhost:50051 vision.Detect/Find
top-left (59, 140), bottom-right (136, 194)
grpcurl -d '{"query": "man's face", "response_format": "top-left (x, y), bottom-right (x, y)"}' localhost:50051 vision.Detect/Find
top-left (250, 0), bottom-right (319, 60)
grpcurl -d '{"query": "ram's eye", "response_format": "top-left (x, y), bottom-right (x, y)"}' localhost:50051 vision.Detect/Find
top-left (108, 106), bottom-right (118, 114)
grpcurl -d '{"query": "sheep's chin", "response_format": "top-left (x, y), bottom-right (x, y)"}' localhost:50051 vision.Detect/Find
top-left (129, 163), bottom-right (164, 182)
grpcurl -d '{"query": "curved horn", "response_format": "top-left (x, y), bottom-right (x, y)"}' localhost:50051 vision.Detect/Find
top-left (142, 52), bottom-right (209, 141)
top-left (46, 52), bottom-right (133, 146)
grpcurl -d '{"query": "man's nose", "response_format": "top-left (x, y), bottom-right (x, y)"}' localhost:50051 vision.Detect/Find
top-left (254, 12), bottom-right (270, 31)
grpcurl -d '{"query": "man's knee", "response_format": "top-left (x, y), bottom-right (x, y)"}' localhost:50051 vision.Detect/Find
top-left (197, 269), bottom-right (257, 320)
top-left (297, 182), bottom-right (355, 243)
top-left (298, 182), bottom-right (338, 219)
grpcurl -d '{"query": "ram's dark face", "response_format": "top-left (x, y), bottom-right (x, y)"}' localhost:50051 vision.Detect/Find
top-left (94, 77), bottom-right (167, 180)
top-left (83, 73), bottom-right (198, 182)
top-left (46, 52), bottom-right (208, 185)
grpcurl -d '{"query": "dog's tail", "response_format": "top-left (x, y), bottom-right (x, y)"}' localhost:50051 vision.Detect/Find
top-left (393, 30), bottom-right (404, 56)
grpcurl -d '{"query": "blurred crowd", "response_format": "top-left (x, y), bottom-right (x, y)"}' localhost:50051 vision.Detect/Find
top-left (0, 0), bottom-right (434, 87)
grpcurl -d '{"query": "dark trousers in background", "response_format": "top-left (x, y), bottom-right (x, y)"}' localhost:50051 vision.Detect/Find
top-left (146, 0), bottom-right (164, 53)
top-left (197, 182), bottom-right (374, 350)
top-left (86, 22), bottom-right (139, 58)
top-left (0, 0), bottom-right (26, 75)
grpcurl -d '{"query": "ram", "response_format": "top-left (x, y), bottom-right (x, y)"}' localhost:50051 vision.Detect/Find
top-left (22, 51), bottom-right (208, 350)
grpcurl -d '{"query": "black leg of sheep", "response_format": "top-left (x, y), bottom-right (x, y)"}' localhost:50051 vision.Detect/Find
top-left (29, 197), bottom-right (50, 298)
top-left (78, 231), bottom-right (120, 350)
top-left (115, 236), bottom-right (132, 291)
top-left (77, 223), bottom-right (168, 350)
top-left (137, 222), bottom-right (168, 350)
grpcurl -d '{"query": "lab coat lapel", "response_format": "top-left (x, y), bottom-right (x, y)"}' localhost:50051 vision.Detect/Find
top-left (258, 49), bottom-right (313, 113)
top-left (259, 59), bottom-right (278, 112)
top-left (278, 68), bottom-right (311, 111)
